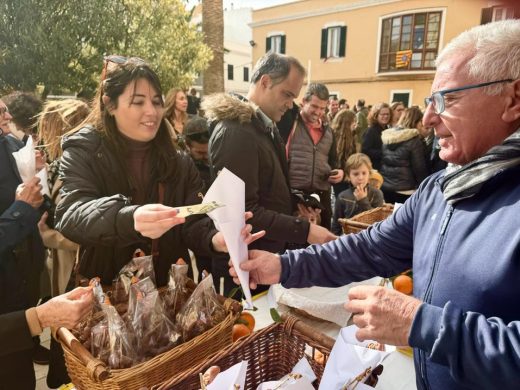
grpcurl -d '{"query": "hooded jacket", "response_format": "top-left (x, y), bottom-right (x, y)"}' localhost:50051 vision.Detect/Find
top-left (280, 165), bottom-right (520, 389)
top-left (55, 127), bottom-right (217, 287)
top-left (203, 93), bottom-right (310, 253)
top-left (380, 127), bottom-right (430, 192)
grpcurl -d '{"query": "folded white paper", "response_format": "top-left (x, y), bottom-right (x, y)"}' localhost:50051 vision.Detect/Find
top-left (319, 325), bottom-right (395, 390)
top-left (203, 168), bottom-right (253, 309)
top-left (257, 356), bottom-right (316, 390)
top-left (207, 360), bottom-right (248, 390)
top-left (12, 136), bottom-right (50, 196)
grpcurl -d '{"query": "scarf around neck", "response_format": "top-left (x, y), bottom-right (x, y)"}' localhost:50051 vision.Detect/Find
top-left (441, 127), bottom-right (520, 204)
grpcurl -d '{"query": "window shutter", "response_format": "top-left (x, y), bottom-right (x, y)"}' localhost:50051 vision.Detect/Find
top-left (280, 35), bottom-right (286, 54)
top-left (480, 7), bottom-right (493, 24)
top-left (339, 26), bottom-right (347, 57)
top-left (320, 28), bottom-right (327, 59)
top-left (266, 37), bottom-right (271, 52)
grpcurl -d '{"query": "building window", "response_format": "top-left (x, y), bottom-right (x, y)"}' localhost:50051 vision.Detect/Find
top-left (391, 91), bottom-right (411, 108)
top-left (243, 67), bottom-right (249, 82)
top-left (321, 26), bottom-right (347, 59)
top-left (481, 6), bottom-right (516, 24)
top-left (266, 35), bottom-right (286, 54)
top-left (493, 6), bottom-right (515, 21)
top-left (379, 11), bottom-right (441, 72)
top-left (227, 64), bottom-right (234, 80)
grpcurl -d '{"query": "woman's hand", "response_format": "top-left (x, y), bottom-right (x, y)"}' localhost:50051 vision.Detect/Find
top-left (134, 204), bottom-right (186, 239)
top-left (38, 211), bottom-right (50, 234)
top-left (211, 211), bottom-right (266, 252)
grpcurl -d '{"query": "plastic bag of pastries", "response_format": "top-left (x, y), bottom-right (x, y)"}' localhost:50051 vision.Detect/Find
top-left (162, 259), bottom-right (194, 322)
top-left (128, 277), bottom-right (182, 362)
top-left (176, 274), bottom-right (227, 342)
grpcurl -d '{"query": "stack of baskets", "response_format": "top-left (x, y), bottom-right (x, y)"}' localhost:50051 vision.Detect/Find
top-left (55, 295), bottom-right (241, 390)
top-left (339, 203), bottom-right (394, 235)
top-left (154, 315), bottom-right (335, 389)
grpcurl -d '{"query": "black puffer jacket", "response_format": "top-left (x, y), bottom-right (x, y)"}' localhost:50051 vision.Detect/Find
top-left (203, 93), bottom-right (310, 253)
top-left (380, 127), bottom-right (429, 192)
top-left (361, 123), bottom-right (386, 170)
top-left (55, 127), bottom-right (217, 286)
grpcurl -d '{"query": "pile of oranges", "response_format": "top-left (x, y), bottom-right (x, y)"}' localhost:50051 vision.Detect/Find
top-left (391, 270), bottom-right (413, 295)
top-left (232, 312), bottom-right (255, 342)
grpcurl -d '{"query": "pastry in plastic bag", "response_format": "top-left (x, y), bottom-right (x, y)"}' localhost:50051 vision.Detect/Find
top-left (162, 260), bottom-right (194, 322)
top-left (177, 275), bottom-right (227, 342)
top-left (111, 252), bottom-right (156, 305)
top-left (128, 277), bottom-right (182, 361)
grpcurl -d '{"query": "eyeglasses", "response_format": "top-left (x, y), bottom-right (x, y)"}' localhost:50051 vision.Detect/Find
top-left (0, 106), bottom-right (9, 116)
top-left (101, 55), bottom-right (146, 82)
top-left (424, 79), bottom-right (513, 114)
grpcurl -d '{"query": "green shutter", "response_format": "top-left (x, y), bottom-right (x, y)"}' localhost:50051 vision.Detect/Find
top-left (480, 7), bottom-right (493, 25)
top-left (281, 35), bottom-right (286, 54)
top-left (320, 28), bottom-right (327, 59)
top-left (266, 37), bottom-right (271, 52)
top-left (339, 26), bottom-right (347, 57)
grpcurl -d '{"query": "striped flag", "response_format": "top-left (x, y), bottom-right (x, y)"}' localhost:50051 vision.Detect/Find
top-left (396, 50), bottom-right (412, 68)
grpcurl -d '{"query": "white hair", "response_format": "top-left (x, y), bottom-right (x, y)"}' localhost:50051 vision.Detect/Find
top-left (436, 19), bottom-right (520, 95)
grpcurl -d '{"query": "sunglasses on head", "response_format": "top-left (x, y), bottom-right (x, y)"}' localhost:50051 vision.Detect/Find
top-left (100, 55), bottom-right (146, 82)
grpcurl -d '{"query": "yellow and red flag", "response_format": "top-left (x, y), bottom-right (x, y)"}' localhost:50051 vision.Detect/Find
top-left (396, 50), bottom-right (412, 68)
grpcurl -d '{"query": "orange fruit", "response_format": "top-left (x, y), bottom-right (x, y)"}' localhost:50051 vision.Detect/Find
top-left (232, 323), bottom-right (251, 342)
top-left (393, 274), bottom-right (413, 295)
top-left (314, 350), bottom-right (325, 365)
top-left (239, 312), bottom-right (256, 332)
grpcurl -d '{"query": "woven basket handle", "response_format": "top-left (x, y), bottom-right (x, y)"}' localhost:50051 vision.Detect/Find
top-left (54, 327), bottom-right (110, 382)
top-left (281, 314), bottom-right (335, 350)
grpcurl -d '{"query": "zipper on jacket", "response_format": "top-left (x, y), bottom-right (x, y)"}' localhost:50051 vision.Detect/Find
top-left (310, 144), bottom-right (317, 189)
top-left (418, 205), bottom-right (454, 390)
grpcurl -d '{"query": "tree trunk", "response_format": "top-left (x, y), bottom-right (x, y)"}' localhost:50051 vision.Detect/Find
top-left (202, 0), bottom-right (224, 95)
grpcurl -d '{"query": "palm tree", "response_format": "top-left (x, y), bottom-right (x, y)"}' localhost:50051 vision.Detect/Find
top-left (202, 0), bottom-right (224, 95)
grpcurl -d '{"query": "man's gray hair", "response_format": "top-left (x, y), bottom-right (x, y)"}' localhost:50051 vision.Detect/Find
top-left (250, 52), bottom-right (306, 86)
top-left (303, 83), bottom-right (329, 102)
top-left (436, 19), bottom-right (520, 95)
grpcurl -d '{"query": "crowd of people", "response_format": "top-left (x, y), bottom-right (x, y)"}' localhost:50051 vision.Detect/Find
top-left (0, 19), bottom-right (519, 390)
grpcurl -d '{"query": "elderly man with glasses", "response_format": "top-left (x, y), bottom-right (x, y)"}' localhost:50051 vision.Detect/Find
top-left (229, 20), bottom-right (520, 390)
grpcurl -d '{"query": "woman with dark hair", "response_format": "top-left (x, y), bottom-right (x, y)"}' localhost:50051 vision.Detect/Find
top-left (380, 106), bottom-right (429, 204)
top-left (361, 102), bottom-right (392, 170)
top-left (330, 109), bottom-right (357, 197)
top-left (55, 56), bottom-right (258, 288)
top-left (164, 87), bottom-right (189, 149)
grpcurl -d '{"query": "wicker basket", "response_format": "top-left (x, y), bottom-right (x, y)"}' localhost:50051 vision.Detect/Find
top-left (55, 295), bottom-right (241, 390)
top-left (154, 314), bottom-right (335, 390)
top-left (339, 204), bottom-right (394, 235)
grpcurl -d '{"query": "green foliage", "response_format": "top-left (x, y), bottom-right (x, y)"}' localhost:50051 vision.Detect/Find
top-left (0, 0), bottom-right (211, 97)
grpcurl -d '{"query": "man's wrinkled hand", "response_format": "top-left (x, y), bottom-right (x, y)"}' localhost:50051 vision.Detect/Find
top-left (15, 177), bottom-right (43, 209)
top-left (228, 250), bottom-right (281, 289)
top-left (345, 285), bottom-right (422, 346)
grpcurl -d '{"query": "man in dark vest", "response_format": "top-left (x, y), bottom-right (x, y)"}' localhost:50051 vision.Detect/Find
top-left (286, 83), bottom-right (344, 229)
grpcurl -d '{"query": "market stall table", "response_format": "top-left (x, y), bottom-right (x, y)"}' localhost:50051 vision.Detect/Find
top-left (249, 285), bottom-right (417, 390)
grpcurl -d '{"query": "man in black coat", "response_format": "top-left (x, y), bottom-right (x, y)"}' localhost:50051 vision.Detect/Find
top-left (203, 53), bottom-right (336, 270)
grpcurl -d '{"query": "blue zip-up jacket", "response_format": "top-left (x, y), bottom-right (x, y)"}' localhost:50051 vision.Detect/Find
top-left (280, 166), bottom-right (520, 389)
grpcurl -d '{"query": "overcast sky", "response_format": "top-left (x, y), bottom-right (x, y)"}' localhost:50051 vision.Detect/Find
top-left (186, 0), bottom-right (297, 10)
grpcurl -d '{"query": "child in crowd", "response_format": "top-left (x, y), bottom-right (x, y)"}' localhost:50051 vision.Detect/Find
top-left (331, 153), bottom-right (384, 235)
